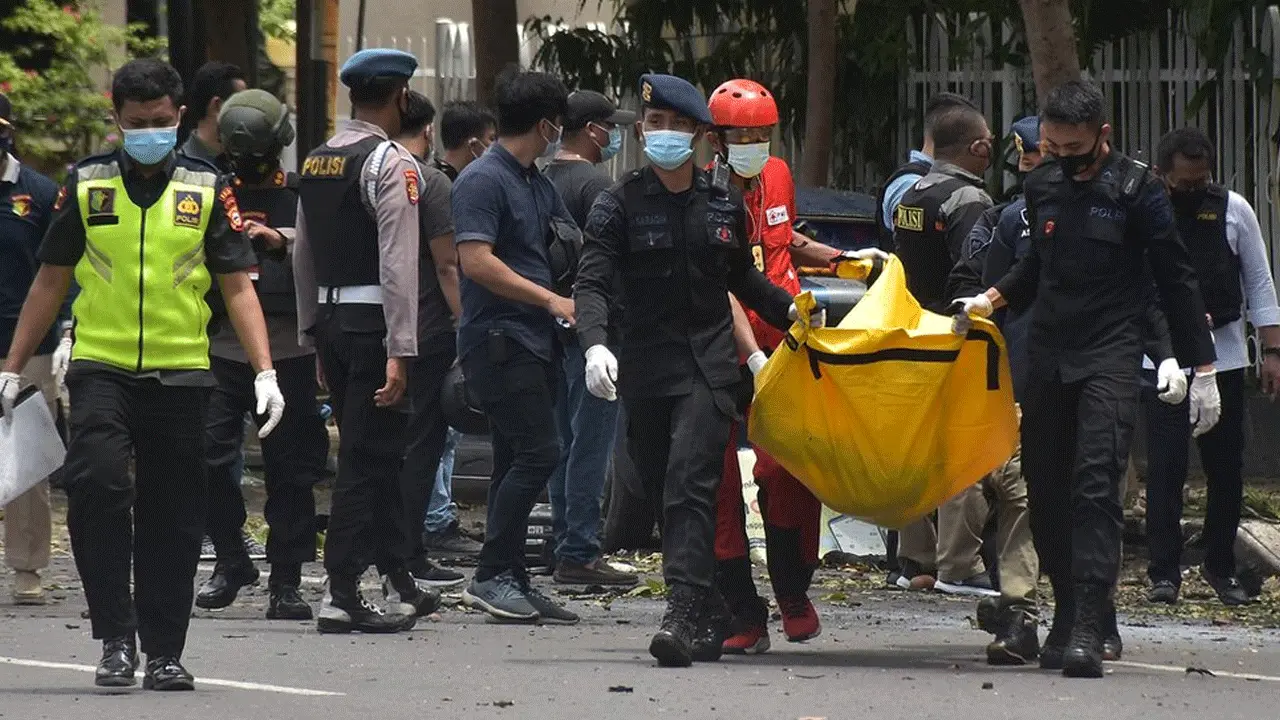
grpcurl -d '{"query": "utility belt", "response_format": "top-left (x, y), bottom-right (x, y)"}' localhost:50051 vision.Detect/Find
top-left (318, 285), bottom-right (383, 305)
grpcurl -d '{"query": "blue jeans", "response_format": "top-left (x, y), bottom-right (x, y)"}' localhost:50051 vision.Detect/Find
top-left (548, 341), bottom-right (620, 565)
top-left (423, 427), bottom-right (460, 534)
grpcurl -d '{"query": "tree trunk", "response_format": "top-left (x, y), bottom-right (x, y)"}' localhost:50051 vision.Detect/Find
top-left (203, 0), bottom-right (255, 75)
top-left (799, 0), bottom-right (846, 188)
top-left (472, 0), bottom-right (521, 104)
top-left (1018, 0), bottom-right (1082, 106)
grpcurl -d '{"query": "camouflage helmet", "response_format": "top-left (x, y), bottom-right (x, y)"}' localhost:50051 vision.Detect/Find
top-left (217, 89), bottom-right (295, 157)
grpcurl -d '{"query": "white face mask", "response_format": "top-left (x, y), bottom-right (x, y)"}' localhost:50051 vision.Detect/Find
top-left (726, 141), bottom-right (770, 178)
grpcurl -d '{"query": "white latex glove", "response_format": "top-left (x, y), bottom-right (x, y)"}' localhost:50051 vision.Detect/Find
top-left (0, 371), bottom-right (20, 418)
top-left (746, 350), bottom-right (767, 375)
top-left (254, 369), bottom-right (286, 438)
top-left (51, 336), bottom-right (72, 388)
top-left (954, 295), bottom-right (995, 319)
top-left (788, 303), bottom-right (826, 328)
top-left (1155, 358), bottom-right (1189, 405)
top-left (1188, 369), bottom-right (1221, 438)
top-left (584, 345), bottom-right (618, 402)
top-left (841, 248), bottom-right (890, 262)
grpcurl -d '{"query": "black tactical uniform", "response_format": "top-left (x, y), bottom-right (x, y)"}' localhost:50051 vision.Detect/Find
top-left (576, 164), bottom-right (792, 656)
top-left (199, 167), bottom-right (329, 618)
top-left (1177, 185), bottom-right (1240, 328)
top-left (994, 150), bottom-right (1215, 673)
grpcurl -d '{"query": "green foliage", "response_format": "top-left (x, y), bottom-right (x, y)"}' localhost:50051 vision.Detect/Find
top-left (0, 1), bottom-right (165, 177)
top-left (259, 0), bottom-right (298, 44)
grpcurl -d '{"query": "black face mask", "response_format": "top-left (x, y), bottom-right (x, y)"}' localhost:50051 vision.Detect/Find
top-left (1169, 186), bottom-right (1209, 209)
top-left (1052, 134), bottom-right (1101, 178)
top-left (232, 152), bottom-right (280, 185)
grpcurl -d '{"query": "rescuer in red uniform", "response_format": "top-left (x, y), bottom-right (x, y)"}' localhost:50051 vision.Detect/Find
top-left (706, 79), bottom-right (884, 654)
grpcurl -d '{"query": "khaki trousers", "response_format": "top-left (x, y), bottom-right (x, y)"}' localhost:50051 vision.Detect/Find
top-left (2, 354), bottom-right (55, 572)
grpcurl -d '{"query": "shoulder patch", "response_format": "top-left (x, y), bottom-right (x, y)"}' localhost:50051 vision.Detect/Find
top-left (404, 169), bottom-right (420, 205)
top-left (765, 205), bottom-right (790, 227)
top-left (9, 194), bottom-right (32, 218)
top-left (894, 204), bottom-right (925, 233)
top-left (53, 185), bottom-right (68, 211)
top-left (219, 185), bottom-right (245, 232)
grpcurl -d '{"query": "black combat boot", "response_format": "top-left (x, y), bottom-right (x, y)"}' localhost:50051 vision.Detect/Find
top-left (986, 604), bottom-right (1041, 665)
top-left (1039, 577), bottom-right (1074, 670)
top-left (1062, 582), bottom-right (1107, 678)
top-left (650, 583), bottom-right (703, 668)
top-left (1101, 593), bottom-right (1122, 661)
top-left (692, 589), bottom-right (731, 663)
top-left (195, 556), bottom-right (259, 610)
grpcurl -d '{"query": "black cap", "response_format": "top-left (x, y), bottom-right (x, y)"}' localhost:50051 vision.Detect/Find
top-left (0, 93), bottom-right (12, 128)
top-left (564, 90), bottom-right (635, 131)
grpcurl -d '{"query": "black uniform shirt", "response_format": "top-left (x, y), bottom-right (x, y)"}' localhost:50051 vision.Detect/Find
top-left (575, 166), bottom-right (793, 399)
top-left (995, 151), bottom-right (1215, 381)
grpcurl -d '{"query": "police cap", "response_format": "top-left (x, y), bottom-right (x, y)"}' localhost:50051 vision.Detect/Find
top-left (339, 48), bottom-right (418, 87)
top-left (1011, 115), bottom-right (1040, 154)
top-left (638, 73), bottom-right (712, 125)
top-left (218, 89), bottom-right (295, 157)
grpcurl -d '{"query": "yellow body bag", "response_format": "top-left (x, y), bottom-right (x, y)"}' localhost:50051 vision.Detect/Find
top-left (749, 256), bottom-right (1018, 528)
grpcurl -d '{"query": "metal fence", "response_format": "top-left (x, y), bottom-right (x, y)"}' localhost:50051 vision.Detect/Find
top-left (903, 8), bottom-right (1280, 283)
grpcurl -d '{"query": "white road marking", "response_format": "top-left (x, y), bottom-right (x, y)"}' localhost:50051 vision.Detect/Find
top-left (1112, 660), bottom-right (1280, 684)
top-left (0, 656), bottom-right (344, 696)
top-left (196, 564), bottom-right (327, 586)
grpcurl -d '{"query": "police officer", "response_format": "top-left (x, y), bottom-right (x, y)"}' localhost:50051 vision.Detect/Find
top-left (294, 48), bottom-right (438, 633)
top-left (954, 81), bottom-right (1219, 679)
top-left (0, 92), bottom-right (67, 606)
top-left (949, 115), bottom-right (1182, 667)
top-left (194, 89), bottom-right (329, 621)
top-left (1142, 128), bottom-right (1280, 607)
top-left (1, 59), bottom-right (284, 690)
top-left (575, 74), bottom-right (807, 668)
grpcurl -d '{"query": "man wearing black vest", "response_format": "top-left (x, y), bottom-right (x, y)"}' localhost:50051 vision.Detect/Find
top-left (1142, 128), bottom-right (1280, 607)
top-left (892, 101), bottom-right (1000, 598)
top-left (294, 48), bottom-right (439, 633)
top-left (194, 90), bottom-right (328, 621)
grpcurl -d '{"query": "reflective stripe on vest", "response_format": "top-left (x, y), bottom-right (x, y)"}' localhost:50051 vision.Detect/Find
top-left (71, 161), bottom-right (217, 371)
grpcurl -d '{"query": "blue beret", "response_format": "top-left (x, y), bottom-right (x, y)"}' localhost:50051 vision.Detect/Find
top-left (639, 73), bottom-right (712, 125)
top-left (1011, 115), bottom-right (1040, 153)
top-left (340, 48), bottom-right (418, 86)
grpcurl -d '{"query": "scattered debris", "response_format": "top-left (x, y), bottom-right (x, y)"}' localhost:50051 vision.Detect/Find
top-left (492, 700), bottom-right (514, 708)
top-left (64, 623), bottom-right (79, 630)
top-left (981, 682), bottom-right (994, 690)
top-left (608, 685), bottom-right (634, 693)
top-left (1185, 667), bottom-right (1216, 677)
top-left (793, 674), bottom-right (825, 680)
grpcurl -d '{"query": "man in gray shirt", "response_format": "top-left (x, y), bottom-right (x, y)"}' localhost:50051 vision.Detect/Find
top-left (543, 90), bottom-right (637, 587)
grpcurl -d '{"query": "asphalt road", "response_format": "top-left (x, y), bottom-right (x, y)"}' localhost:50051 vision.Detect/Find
top-left (2, 560), bottom-right (1278, 720)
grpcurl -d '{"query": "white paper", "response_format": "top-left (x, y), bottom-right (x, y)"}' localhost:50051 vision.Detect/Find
top-left (0, 389), bottom-right (66, 507)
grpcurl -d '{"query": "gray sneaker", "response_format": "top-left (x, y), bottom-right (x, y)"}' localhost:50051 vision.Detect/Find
top-left (461, 571), bottom-right (538, 621)
top-left (934, 570), bottom-right (1000, 598)
top-left (423, 526), bottom-right (483, 556)
top-left (521, 583), bottom-right (580, 625)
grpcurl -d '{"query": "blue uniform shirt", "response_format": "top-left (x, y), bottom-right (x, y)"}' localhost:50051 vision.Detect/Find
top-left (452, 142), bottom-right (573, 363)
top-left (0, 154), bottom-right (70, 355)
top-left (880, 149), bottom-right (933, 231)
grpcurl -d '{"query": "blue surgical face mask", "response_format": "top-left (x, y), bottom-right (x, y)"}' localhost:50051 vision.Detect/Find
top-left (121, 125), bottom-right (178, 166)
top-left (594, 124), bottom-right (623, 162)
top-left (643, 129), bottom-right (694, 170)
top-left (540, 121), bottom-right (563, 161)
top-left (726, 141), bottom-right (770, 178)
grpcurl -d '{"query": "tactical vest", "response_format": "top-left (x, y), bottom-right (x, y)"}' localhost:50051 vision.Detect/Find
top-left (298, 136), bottom-right (383, 287)
top-left (71, 155), bottom-right (217, 371)
top-left (1175, 185), bottom-right (1240, 328)
top-left (875, 158), bottom-right (931, 250)
top-left (892, 173), bottom-right (971, 312)
top-left (236, 170), bottom-right (300, 315)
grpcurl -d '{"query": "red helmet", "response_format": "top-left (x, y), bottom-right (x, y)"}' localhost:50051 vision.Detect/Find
top-left (708, 79), bottom-right (779, 128)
